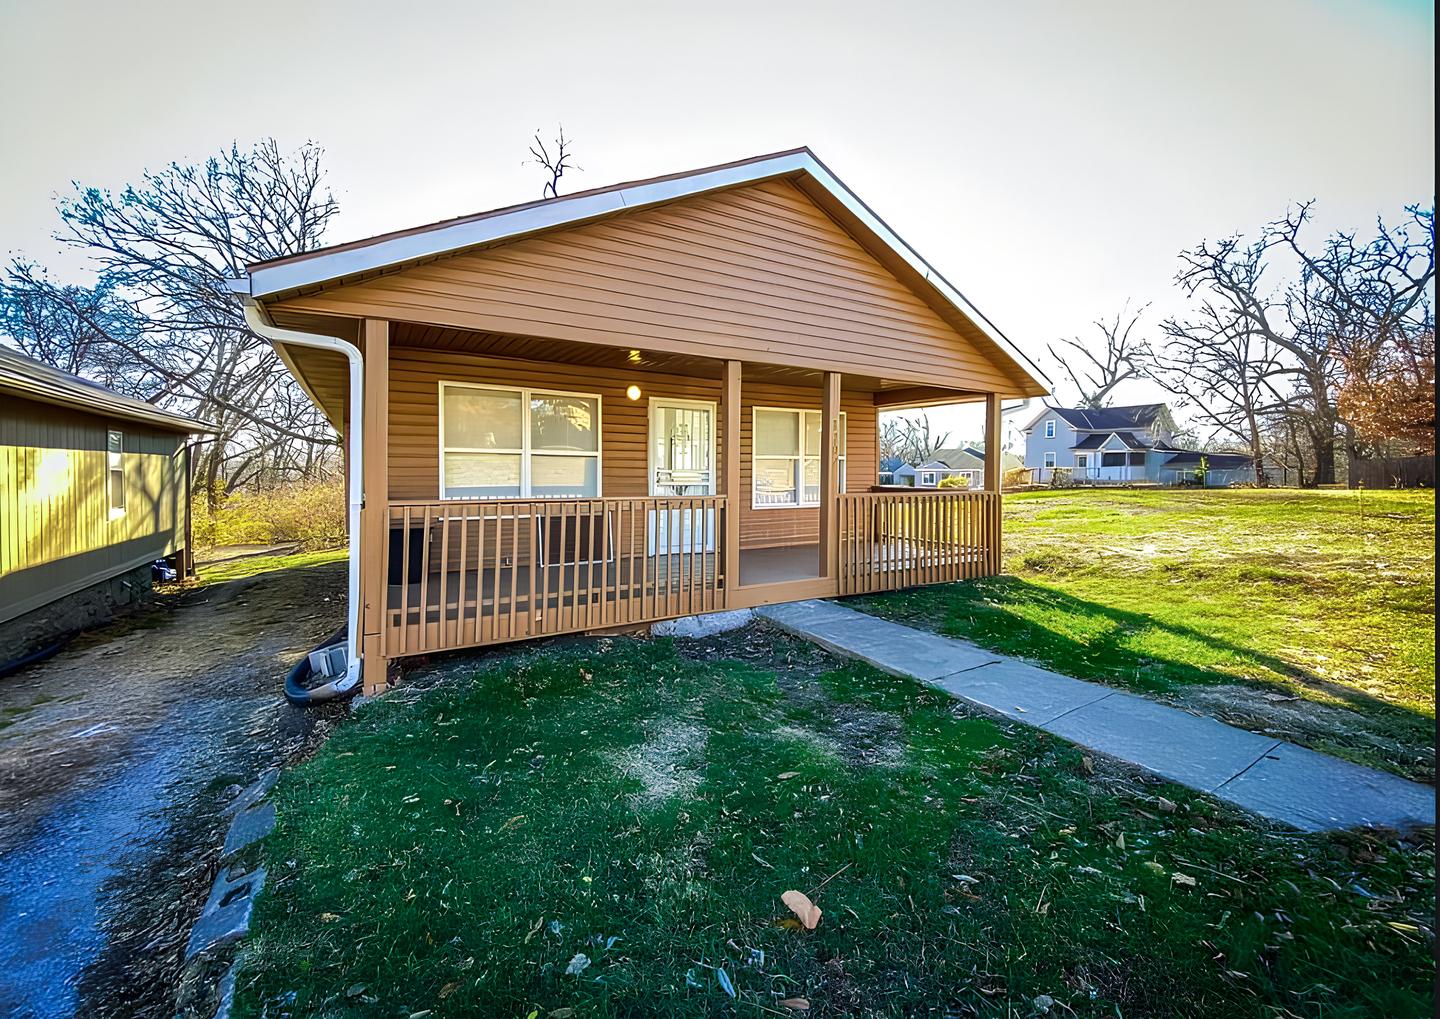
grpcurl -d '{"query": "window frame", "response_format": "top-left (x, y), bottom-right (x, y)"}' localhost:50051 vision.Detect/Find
top-left (437, 380), bottom-right (603, 500)
top-left (1044, 419), bottom-right (1056, 439)
top-left (750, 406), bottom-right (847, 509)
top-left (107, 429), bottom-right (126, 517)
top-left (919, 471), bottom-right (936, 486)
top-left (1043, 451), bottom-right (1057, 468)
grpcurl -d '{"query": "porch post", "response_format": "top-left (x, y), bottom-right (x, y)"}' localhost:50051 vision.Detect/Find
top-left (983, 392), bottom-right (1003, 574)
top-left (983, 393), bottom-right (1002, 492)
top-left (819, 372), bottom-right (841, 579)
top-left (721, 359), bottom-right (742, 596)
top-left (360, 318), bottom-right (389, 695)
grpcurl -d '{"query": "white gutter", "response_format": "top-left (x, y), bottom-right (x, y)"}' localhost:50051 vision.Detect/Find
top-left (242, 299), bottom-right (364, 693)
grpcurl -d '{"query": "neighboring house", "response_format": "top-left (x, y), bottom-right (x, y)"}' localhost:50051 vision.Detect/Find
top-left (1022, 404), bottom-right (1257, 485)
top-left (0, 347), bottom-right (208, 659)
top-left (892, 446), bottom-right (1022, 487)
top-left (228, 147), bottom-right (1051, 693)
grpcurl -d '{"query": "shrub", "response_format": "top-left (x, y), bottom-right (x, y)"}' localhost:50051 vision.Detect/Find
top-left (192, 478), bottom-right (346, 551)
top-left (937, 473), bottom-right (971, 489)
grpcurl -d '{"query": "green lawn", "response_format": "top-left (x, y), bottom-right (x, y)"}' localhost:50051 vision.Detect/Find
top-left (850, 489), bottom-right (1435, 781)
top-left (194, 546), bottom-right (348, 586)
top-left (235, 632), bottom-right (1433, 1018)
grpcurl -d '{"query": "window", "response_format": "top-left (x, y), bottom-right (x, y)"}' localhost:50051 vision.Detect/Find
top-left (107, 430), bottom-right (125, 515)
top-left (752, 408), bottom-right (846, 508)
top-left (440, 382), bottom-right (600, 498)
top-left (1044, 419), bottom-right (1056, 439)
top-left (1043, 451), bottom-right (1057, 468)
top-left (920, 471), bottom-right (936, 486)
top-left (1075, 453), bottom-right (1089, 470)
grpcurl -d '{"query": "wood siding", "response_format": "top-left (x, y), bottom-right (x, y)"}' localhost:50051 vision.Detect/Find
top-left (385, 346), bottom-right (876, 550)
top-left (270, 179), bottom-right (1025, 393)
top-left (0, 395), bottom-right (185, 623)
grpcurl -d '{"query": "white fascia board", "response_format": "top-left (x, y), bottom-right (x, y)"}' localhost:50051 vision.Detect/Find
top-left (798, 154), bottom-right (1052, 392)
top-left (233, 148), bottom-right (1050, 392)
top-left (241, 151), bottom-right (813, 299)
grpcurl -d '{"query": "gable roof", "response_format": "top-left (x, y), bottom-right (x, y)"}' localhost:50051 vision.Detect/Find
top-left (231, 148), bottom-right (1049, 395)
top-left (1025, 403), bottom-right (1169, 433)
top-left (1161, 450), bottom-right (1254, 469)
top-left (0, 345), bottom-right (211, 434)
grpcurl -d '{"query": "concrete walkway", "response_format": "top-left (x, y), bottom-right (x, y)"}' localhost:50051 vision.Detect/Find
top-left (756, 600), bottom-right (1436, 833)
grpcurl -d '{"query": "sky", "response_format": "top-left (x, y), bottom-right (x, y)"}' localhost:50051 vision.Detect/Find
top-left (0, 0), bottom-right (1432, 444)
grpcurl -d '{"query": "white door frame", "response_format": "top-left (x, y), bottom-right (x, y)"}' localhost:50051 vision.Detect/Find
top-left (647, 397), bottom-right (718, 554)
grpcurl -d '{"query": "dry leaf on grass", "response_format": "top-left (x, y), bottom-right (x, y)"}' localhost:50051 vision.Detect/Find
top-left (777, 771), bottom-right (800, 780)
top-left (782, 889), bottom-right (822, 929)
top-left (1172, 872), bottom-right (1198, 887)
top-left (778, 998), bottom-right (811, 1010)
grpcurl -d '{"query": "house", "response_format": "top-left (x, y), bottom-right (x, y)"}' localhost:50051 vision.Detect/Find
top-left (227, 147), bottom-right (1051, 694)
top-left (0, 347), bottom-right (208, 659)
top-left (891, 446), bottom-right (1022, 487)
top-left (1023, 403), bottom-right (1257, 485)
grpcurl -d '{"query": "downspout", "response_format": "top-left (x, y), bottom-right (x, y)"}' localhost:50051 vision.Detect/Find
top-left (242, 298), bottom-right (364, 697)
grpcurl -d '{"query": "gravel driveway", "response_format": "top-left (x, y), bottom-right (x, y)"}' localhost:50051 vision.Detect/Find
top-left (0, 557), bottom-right (347, 1019)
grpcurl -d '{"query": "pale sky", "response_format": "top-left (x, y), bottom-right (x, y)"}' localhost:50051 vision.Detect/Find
top-left (1, 0), bottom-right (1432, 442)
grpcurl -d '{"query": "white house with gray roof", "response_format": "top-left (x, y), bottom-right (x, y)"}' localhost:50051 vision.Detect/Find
top-left (1023, 404), bottom-right (1257, 485)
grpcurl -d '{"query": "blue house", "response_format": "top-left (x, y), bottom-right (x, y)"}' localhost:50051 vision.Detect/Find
top-left (1022, 404), bottom-right (1257, 485)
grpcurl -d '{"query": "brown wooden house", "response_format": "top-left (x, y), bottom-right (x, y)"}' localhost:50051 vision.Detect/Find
top-left (228, 148), bottom-right (1050, 694)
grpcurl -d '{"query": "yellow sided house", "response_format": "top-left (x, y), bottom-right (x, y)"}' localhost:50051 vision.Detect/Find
top-left (227, 148), bottom-right (1050, 695)
top-left (0, 347), bottom-right (207, 660)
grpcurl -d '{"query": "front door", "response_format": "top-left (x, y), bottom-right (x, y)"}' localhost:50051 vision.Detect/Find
top-left (648, 399), bottom-right (717, 553)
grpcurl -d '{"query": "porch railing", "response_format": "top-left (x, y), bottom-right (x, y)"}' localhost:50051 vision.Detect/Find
top-left (383, 496), bottom-right (727, 656)
top-left (837, 490), bottom-right (1000, 595)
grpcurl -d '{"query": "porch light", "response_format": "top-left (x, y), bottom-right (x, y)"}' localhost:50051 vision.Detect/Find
top-left (626, 384), bottom-right (642, 401)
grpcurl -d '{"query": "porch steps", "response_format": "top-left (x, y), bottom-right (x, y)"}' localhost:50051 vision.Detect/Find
top-left (755, 600), bottom-right (1435, 834)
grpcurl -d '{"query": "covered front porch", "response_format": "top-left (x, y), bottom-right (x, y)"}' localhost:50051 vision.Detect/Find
top-left (358, 321), bottom-right (1005, 661)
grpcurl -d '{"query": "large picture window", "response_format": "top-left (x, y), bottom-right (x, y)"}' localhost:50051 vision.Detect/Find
top-left (752, 408), bottom-right (846, 508)
top-left (440, 382), bottom-right (600, 498)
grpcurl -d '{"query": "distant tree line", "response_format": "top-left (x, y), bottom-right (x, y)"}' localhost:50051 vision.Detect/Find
top-left (1049, 203), bottom-right (1434, 486)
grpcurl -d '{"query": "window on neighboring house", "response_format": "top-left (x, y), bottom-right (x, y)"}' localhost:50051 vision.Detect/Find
top-left (752, 408), bottom-right (846, 508)
top-left (107, 429), bottom-right (126, 515)
top-left (1075, 453), bottom-right (1090, 470)
top-left (1043, 451), bottom-right (1057, 468)
top-left (1044, 419), bottom-right (1056, 438)
top-left (920, 471), bottom-right (936, 486)
top-left (439, 382), bottom-right (600, 498)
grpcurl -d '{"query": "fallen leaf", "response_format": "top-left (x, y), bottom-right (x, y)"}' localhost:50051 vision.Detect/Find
top-left (1143, 861), bottom-right (1167, 877)
top-left (782, 889), bottom-right (822, 930)
top-left (1172, 872), bottom-right (1198, 887)
top-left (319, 912), bottom-right (342, 923)
top-left (549, 1010), bottom-right (576, 1018)
top-left (751, 852), bottom-right (775, 870)
top-left (716, 968), bottom-right (736, 998)
top-left (523, 916), bottom-right (544, 944)
top-left (1156, 796), bottom-right (1178, 813)
top-left (1081, 756), bottom-right (1095, 775)
top-left (778, 998), bottom-right (811, 1011)
top-left (565, 953), bottom-right (590, 976)
top-left (1115, 832), bottom-right (1126, 850)
top-left (438, 982), bottom-right (459, 999)
top-left (777, 771), bottom-right (800, 780)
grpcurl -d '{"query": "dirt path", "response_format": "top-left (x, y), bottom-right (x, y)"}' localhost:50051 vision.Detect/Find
top-left (0, 557), bottom-right (347, 1019)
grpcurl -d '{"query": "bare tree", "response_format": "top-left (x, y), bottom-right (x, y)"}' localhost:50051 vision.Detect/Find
top-left (1148, 238), bottom-right (1294, 484)
top-left (526, 127), bottom-right (580, 199)
top-left (880, 413), bottom-right (952, 465)
top-left (1047, 302), bottom-right (1151, 408)
top-left (0, 140), bottom-right (343, 507)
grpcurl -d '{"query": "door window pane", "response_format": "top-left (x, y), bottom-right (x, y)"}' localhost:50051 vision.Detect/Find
top-left (444, 387), bottom-right (522, 449)
top-left (755, 410), bottom-right (798, 456)
top-left (531, 395), bottom-right (598, 451)
top-left (531, 455), bottom-right (599, 497)
top-left (444, 452), bottom-right (521, 497)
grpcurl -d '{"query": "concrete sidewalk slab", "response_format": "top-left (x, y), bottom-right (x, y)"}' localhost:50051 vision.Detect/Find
top-left (935, 660), bottom-right (1117, 725)
top-left (1040, 692), bottom-right (1281, 792)
top-left (755, 600), bottom-right (1436, 833)
top-left (1216, 743), bottom-right (1438, 833)
top-left (758, 600), bottom-right (999, 680)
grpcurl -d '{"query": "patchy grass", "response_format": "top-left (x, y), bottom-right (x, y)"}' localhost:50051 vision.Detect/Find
top-left (236, 632), bottom-right (1433, 1018)
top-left (850, 489), bottom-right (1435, 780)
top-left (195, 547), bottom-right (347, 586)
